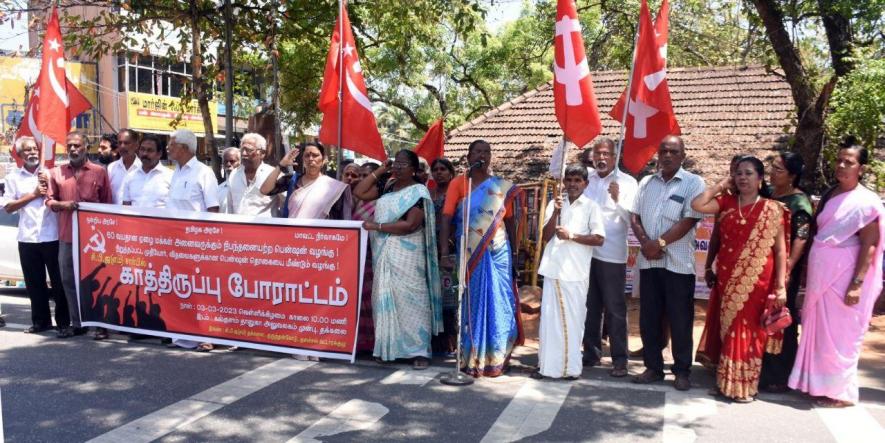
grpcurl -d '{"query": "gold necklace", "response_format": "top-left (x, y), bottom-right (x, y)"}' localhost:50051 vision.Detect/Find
top-left (737, 195), bottom-right (760, 225)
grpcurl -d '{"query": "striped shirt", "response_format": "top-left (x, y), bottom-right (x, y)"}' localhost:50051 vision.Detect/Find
top-left (631, 167), bottom-right (705, 275)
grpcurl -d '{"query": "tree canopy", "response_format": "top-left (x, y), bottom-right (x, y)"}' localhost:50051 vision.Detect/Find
top-left (1, 0), bottom-right (882, 187)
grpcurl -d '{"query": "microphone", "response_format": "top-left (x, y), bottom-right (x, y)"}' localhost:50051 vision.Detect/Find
top-left (468, 160), bottom-right (485, 170)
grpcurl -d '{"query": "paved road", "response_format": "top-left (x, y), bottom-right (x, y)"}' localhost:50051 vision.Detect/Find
top-left (2, 293), bottom-right (884, 442)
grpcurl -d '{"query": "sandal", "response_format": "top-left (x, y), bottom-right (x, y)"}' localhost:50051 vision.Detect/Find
top-left (194, 343), bottom-right (214, 352)
top-left (94, 330), bottom-right (109, 341)
top-left (733, 396), bottom-right (755, 404)
top-left (530, 370), bottom-right (545, 380)
top-left (413, 357), bottom-right (430, 370)
top-left (814, 397), bottom-right (853, 408)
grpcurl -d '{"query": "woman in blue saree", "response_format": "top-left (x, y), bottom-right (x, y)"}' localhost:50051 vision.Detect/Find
top-left (355, 150), bottom-right (443, 370)
top-left (439, 140), bottom-right (524, 377)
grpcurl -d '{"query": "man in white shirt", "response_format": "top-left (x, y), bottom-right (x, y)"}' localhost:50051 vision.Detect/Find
top-left (107, 129), bottom-right (142, 204)
top-left (535, 164), bottom-right (606, 380)
top-left (550, 138), bottom-right (639, 376)
top-left (217, 147), bottom-right (240, 213)
top-left (2, 136), bottom-right (69, 335)
top-left (166, 129), bottom-right (219, 351)
top-left (226, 134), bottom-right (279, 216)
top-left (121, 134), bottom-right (172, 208)
top-left (166, 129), bottom-right (220, 213)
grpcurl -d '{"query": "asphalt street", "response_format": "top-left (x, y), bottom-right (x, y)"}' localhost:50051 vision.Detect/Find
top-left (1, 292), bottom-right (884, 442)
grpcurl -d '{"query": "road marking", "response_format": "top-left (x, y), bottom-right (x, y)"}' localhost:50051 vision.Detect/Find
top-left (862, 402), bottom-right (885, 411)
top-left (0, 296), bottom-right (29, 306)
top-left (816, 404), bottom-right (885, 443)
top-left (662, 392), bottom-right (717, 443)
top-left (379, 369), bottom-right (441, 386)
top-left (480, 379), bottom-right (572, 442)
top-left (87, 359), bottom-right (316, 443)
top-left (0, 322), bottom-right (29, 330)
top-left (286, 399), bottom-right (388, 442)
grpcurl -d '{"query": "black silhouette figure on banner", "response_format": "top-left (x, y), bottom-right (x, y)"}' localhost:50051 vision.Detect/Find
top-left (93, 280), bottom-right (120, 323)
top-left (104, 285), bottom-right (122, 325)
top-left (147, 291), bottom-right (167, 331)
top-left (122, 291), bottom-right (136, 328)
top-left (78, 263), bottom-right (107, 321)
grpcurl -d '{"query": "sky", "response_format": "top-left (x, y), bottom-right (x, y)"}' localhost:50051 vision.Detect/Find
top-left (0, 13), bottom-right (30, 53)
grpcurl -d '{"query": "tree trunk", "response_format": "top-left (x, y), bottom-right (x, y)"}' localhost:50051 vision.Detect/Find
top-left (817, 0), bottom-right (854, 77)
top-left (792, 80), bottom-right (836, 191)
top-left (751, 0), bottom-right (826, 191)
top-left (190, 5), bottom-right (220, 180)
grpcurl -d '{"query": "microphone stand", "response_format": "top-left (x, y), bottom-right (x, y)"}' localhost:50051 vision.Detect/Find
top-left (440, 163), bottom-right (479, 386)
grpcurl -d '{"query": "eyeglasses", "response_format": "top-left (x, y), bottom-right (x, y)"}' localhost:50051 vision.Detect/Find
top-left (391, 161), bottom-right (410, 168)
top-left (241, 147), bottom-right (262, 155)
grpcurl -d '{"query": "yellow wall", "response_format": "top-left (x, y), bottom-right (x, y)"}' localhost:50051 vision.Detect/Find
top-left (0, 55), bottom-right (99, 153)
top-left (126, 91), bottom-right (218, 136)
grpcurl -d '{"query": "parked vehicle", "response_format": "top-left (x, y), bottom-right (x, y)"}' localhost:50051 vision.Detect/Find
top-left (0, 208), bottom-right (22, 282)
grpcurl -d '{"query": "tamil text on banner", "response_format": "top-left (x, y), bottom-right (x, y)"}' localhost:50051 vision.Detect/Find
top-left (126, 91), bottom-right (218, 135)
top-left (73, 203), bottom-right (366, 361)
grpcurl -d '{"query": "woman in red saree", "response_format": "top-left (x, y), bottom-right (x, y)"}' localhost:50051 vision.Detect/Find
top-left (692, 156), bottom-right (788, 402)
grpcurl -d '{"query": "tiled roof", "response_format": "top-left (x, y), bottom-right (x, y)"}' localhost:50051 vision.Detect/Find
top-left (445, 65), bottom-right (795, 184)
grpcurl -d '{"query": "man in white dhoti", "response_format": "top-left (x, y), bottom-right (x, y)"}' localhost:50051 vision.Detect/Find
top-left (534, 164), bottom-right (605, 380)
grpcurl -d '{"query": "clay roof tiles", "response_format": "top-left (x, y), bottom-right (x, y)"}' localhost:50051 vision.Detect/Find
top-left (445, 65), bottom-right (795, 184)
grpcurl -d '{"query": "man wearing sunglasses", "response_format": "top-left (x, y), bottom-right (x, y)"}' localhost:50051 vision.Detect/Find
top-left (46, 131), bottom-right (113, 339)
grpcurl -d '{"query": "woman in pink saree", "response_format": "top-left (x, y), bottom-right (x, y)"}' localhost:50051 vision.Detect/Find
top-left (789, 142), bottom-right (885, 407)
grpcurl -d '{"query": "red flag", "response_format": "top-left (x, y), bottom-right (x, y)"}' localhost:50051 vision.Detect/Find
top-left (413, 119), bottom-right (445, 162)
top-left (609, 0), bottom-right (680, 174)
top-left (553, 0), bottom-right (602, 148)
top-left (654, 0), bottom-right (670, 64)
top-left (317, 4), bottom-right (386, 161)
top-left (15, 76), bottom-right (93, 168)
top-left (34, 6), bottom-right (73, 163)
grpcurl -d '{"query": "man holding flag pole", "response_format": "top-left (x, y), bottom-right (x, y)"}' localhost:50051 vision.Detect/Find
top-left (20, 5), bottom-right (107, 339)
top-left (536, 0), bottom-right (607, 381)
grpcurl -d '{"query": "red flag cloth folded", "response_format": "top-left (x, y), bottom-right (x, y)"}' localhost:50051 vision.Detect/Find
top-left (609, 0), bottom-right (680, 174)
top-left (14, 76), bottom-right (93, 168)
top-left (317, 5), bottom-right (386, 161)
top-left (552, 0), bottom-right (602, 148)
top-left (413, 119), bottom-right (445, 162)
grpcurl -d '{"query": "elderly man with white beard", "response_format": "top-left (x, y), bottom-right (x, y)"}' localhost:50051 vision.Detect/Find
top-left (2, 136), bottom-right (69, 336)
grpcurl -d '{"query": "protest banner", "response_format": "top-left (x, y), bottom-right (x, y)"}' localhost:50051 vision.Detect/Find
top-left (73, 203), bottom-right (367, 361)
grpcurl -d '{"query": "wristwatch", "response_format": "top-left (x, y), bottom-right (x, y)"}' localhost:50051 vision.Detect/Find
top-left (657, 238), bottom-right (667, 249)
top-left (851, 277), bottom-right (864, 286)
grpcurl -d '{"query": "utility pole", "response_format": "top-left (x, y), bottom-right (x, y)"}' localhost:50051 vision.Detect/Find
top-left (223, 0), bottom-right (234, 150)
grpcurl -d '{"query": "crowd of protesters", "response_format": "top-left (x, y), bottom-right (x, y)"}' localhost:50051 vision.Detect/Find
top-left (1, 129), bottom-right (881, 408)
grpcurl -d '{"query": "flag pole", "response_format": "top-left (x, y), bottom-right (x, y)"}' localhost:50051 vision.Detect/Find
top-left (613, 26), bottom-right (641, 173)
top-left (440, 164), bottom-right (475, 387)
top-left (336, 0), bottom-right (344, 167)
